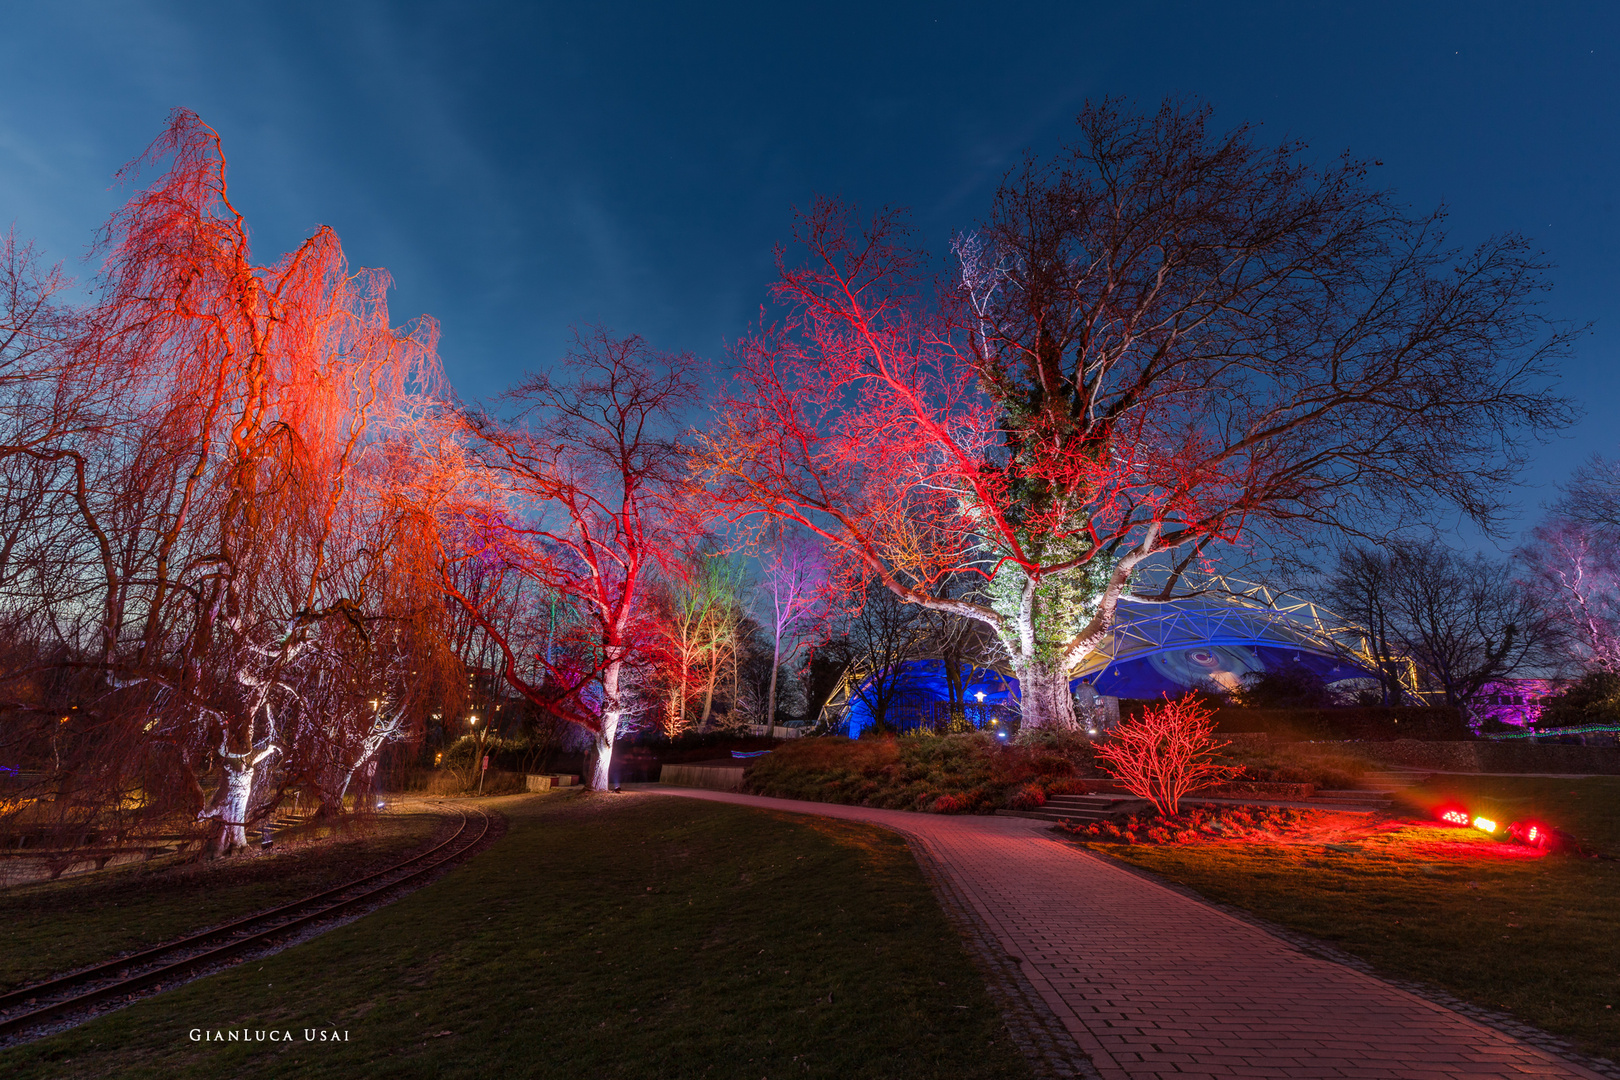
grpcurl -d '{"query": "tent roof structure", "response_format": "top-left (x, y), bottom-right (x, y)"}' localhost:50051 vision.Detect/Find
top-left (1070, 594), bottom-right (1361, 680)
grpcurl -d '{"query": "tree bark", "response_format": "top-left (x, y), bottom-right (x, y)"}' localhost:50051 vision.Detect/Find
top-left (585, 661), bottom-right (624, 791)
top-left (766, 631), bottom-right (782, 729)
top-left (1013, 658), bottom-right (1079, 732)
top-left (209, 760), bottom-right (255, 856)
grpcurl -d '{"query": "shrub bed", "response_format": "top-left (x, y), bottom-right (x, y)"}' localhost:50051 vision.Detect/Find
top-left (741, 733), bottom-right (1381, 814)
top-left (1058, 803), bottom-right (1319, 844)
top-left (742, 732), bottom-right (1101, 813)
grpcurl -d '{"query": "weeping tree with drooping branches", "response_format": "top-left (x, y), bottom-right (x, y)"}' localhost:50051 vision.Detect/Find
top-left (701, 99), bottom-right (1574, 731)
top-left (0, 110), bottom-right (449, 855)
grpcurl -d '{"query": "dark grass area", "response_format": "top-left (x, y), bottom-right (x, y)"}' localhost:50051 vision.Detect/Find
top-left (0, 792), bottom-right (1035, 1080)
top-left (1082, 776), bottom-right (1620, 1059)
top-left (0, 808), bottom-right (448, 993)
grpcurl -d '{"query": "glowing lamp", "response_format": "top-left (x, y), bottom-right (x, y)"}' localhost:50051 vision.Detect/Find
top-left (975, 691), bottom-right (986, 703)
top-left (1507, 820), bottom-right (1559, 851)
top-left (996, 731), bottom-right (1008, 739)
top-left (1472, 816), bottom-right (1497, 833)
top-left (1437, 807), bottom-right (1470, 826)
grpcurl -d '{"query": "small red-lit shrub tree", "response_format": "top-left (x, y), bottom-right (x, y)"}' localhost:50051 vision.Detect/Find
top-left (1093, 694), bottom-right (1239, 817)
top-left (436, 329), bottom-right (700, 789)
top-left (701, 99), bottom-right (1573, 733)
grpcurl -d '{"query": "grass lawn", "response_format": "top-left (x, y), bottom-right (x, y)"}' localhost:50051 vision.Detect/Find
top-left (0, 808), bottom-right (447, 993)
top-left (0, 792), bottom-right (1034, 1080)
top-left (1081, 775), bottom-right (1620, 1060)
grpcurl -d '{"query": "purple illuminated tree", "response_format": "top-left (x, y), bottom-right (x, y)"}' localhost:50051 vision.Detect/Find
top-left (1520, 456), bottom-right (1620, 673)
top-left (758, 533), bottom-right (830, 726)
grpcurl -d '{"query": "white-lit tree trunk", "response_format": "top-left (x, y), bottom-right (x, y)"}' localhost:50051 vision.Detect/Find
top-left (201, 738), bottom-right (279, 856)
top-left (585, 659), bottom-right (624, 791)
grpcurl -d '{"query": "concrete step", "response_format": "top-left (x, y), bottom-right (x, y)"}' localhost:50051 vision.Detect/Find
top-left (1361, 768), bottom-right (1431, 788)
top-left (1024, 795), bottom-right (1148, 823)
top-left (1044, 794), bottom-right (1135, 808)
top-left (1313, 789), bottom-right (1394, 802)
top-left (1311, 789), bottom-right (1394, 808)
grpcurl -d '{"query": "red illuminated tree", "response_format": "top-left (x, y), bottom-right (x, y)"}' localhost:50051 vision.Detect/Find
top-left (0, 111), bottom-right (447, 855)
top-left (701, 100), bottom-right (1573, 730)
top-left (1094, 694), bottom-right (1238, 817)
top-left (436, 329), bottom-right (700, 789)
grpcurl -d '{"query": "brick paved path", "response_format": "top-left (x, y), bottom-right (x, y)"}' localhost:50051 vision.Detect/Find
top-left (652, 787), bottom-right (1605, 1080)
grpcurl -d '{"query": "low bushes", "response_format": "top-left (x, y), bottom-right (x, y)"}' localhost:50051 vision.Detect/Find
top-left (743, 732), bottom-right (1105, 813)
top-left (741, 729), bottom-right (1384, 815)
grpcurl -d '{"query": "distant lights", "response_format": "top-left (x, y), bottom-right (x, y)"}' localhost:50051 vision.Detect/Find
top-left (1473, 816), bottom-right (1498, 834)
top-left (1438, 809), bottom-right (1470, 826)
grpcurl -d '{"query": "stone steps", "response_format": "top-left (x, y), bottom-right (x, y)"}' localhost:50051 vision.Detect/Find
top-left (1021, 794), bottom-right (1148, 824)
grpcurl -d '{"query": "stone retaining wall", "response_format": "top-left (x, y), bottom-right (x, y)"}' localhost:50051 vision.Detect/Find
top-left (659, 763), bottom-right (747, 792)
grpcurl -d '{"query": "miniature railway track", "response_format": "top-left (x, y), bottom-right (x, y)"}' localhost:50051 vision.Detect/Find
top-left (0, 802), bottom-right (492, 1040)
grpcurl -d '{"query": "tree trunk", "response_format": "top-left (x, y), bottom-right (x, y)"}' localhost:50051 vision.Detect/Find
top-left (1014, 659), bottom-right (1079, 731)
top-left (766, 631), bottom-right (782, 729)
top-left (586, 725), bottom-right (616, 790)
top-left (586, 661), bottom-right (624, 791)
top-left (699, 677), bottom-right (716, 726)
top-left (209, 761), bottom-right (254, 856)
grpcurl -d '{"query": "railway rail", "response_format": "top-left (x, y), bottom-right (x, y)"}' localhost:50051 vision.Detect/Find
top-left (0, 801), bottom-right (492, 1041)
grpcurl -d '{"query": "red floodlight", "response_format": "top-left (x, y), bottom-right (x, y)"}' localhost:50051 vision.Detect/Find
top-left (1507, 821), bottom-right (1563, 852)
top-left (1436, 805), bottom-right (1470, 827)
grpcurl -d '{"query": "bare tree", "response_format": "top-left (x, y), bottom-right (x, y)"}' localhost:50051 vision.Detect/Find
top-left (0, 111), bottom-right (448, 855)
top-left (1519, 459), bottom-right (1620, 674)
top-left (435, 329), bottom-right (701, 789)
top-left (757, 533), bottom-right (830, 726)
top-left (1320, 548), bottom-right (1409, 705)
top-left (703, 99), bottom-right (1574, 731)
top-left (1327, 541), bottom-right (1560, 717)
top-left (844, 581), bottom-right (926, 732)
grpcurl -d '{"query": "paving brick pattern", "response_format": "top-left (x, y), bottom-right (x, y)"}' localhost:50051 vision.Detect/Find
top-left (654, 787), bottom-right (1607, 1080)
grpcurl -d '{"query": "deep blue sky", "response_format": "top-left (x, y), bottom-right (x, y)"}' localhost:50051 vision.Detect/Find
top-left (1, 1), bottom-right (1616, 549)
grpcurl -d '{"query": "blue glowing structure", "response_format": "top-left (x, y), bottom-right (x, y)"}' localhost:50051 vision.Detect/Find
top-left (837, 594), bottom-right (1375, 737)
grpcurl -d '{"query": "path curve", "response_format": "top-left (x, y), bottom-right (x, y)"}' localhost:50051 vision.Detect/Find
top-left (651, 786), bottom-right (1604, 1080)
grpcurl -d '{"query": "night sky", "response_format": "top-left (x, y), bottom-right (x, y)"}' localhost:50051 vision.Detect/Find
top-left (2, 1), bottom-right (1616, 549)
